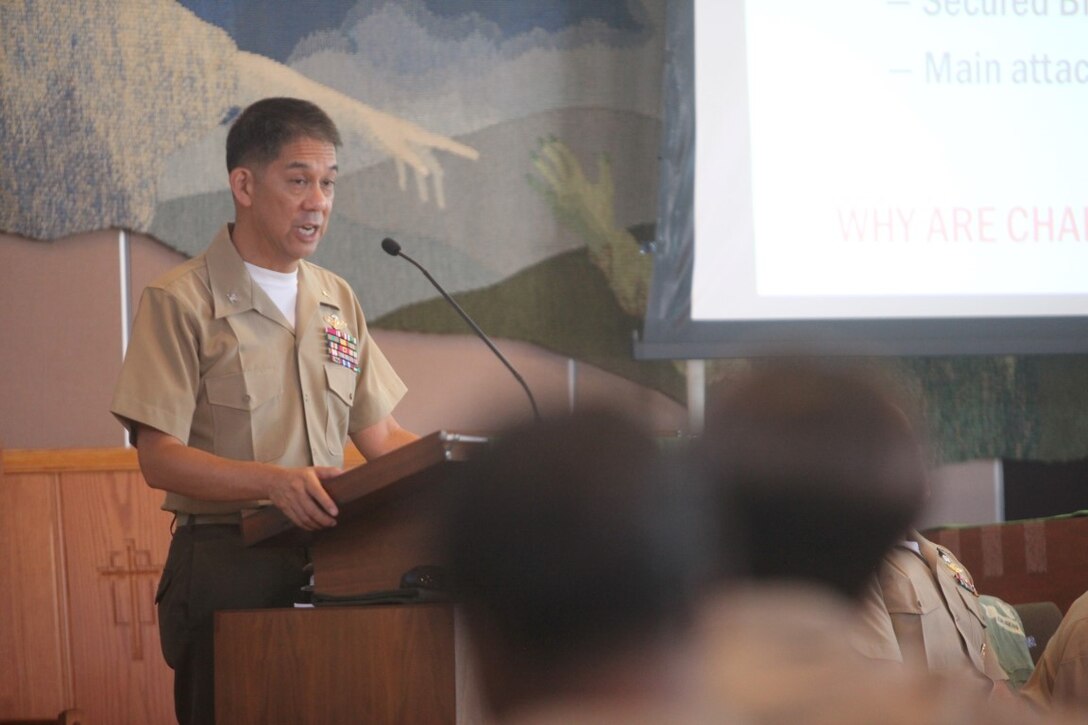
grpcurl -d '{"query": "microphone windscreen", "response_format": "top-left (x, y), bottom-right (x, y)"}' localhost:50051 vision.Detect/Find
top-left (381, 237), bottom-right (401, 256)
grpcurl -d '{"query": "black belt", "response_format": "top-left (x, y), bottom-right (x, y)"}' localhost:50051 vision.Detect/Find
top-left (176, 512), bottom-right (242, 527)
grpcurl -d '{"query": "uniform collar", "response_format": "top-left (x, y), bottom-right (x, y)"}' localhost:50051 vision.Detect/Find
top-left (207, 224), bottom-right (259, 319)
top-left (909, 531), bottom-right (945, 571)
top-left (897, 529), bottom-right (933, 562)
top-left (296, 261), bottom-right (336, 333)
top-left (206, 224), bottom-right (343, 330)
top-left (898, 539), bottom-right (922, 556)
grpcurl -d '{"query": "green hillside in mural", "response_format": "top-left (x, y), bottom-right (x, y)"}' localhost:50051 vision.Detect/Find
top-left (374, 247), bottom-right (685, 402)
top-left (377, 247), bottom-right (1088, 463)
top-left (373, 205), bottom-right (1079, 463)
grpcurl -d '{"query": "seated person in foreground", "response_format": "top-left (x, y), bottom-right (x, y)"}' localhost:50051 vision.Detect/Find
top-left (1020, 589), bottom-right (1088, 713)
top-left (693, 358), bottom-right (1046, 724)
top-left (442, 409), bottom-right (738, 724)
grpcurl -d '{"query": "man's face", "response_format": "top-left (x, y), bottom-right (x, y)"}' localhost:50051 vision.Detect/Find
top-left (243, 136), bottom-right (338, 271)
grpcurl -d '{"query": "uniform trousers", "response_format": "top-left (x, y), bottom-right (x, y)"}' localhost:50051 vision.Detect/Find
top-left (156, 522), bottom-right (309, 725)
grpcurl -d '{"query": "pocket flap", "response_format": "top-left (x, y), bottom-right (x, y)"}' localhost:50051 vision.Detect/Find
top-left (325, 364), bottom-right (357, 406)
top-left (881, 570), bottom-right (943, 615)
top-left (205, 370), bottom-right (282, 410)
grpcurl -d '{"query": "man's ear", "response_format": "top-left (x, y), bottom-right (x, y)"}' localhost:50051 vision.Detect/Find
top-left (229, 167), bottom-right (254, 208)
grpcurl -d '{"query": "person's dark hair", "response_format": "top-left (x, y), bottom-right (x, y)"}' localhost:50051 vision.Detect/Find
top-left (699, 358), bottom-right (928, 600)
top-left (225, 97), bottom-right (342, 171)
top-left (443, 409), bottom-right (722, 697)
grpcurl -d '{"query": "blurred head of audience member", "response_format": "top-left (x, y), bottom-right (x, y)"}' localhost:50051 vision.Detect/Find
top-left (444, 408), bottom-right (731, 723)
top-left (698, 357), bottom-right (928, 600)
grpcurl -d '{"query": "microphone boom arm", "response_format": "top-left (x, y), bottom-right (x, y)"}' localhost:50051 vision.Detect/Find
top-left (392, 248), bottom-right (542, 421)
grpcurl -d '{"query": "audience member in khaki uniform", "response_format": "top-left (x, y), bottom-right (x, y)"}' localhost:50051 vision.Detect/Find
top-left (861, 531), bottom-right (1010, 690)
top-left (693, 359), bottom-right (1046, 725)
top-left (1021, 590), bottom-right (1088, 713)
top-left (443, 410), bottom-right (739, 725)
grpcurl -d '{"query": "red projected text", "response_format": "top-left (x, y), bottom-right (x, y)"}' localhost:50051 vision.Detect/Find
top-left (837, 206), bottom-right (1088, 243)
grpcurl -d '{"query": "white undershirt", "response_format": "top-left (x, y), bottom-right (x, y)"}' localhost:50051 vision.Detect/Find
top-left (244, 262), bottom-right (298, 328)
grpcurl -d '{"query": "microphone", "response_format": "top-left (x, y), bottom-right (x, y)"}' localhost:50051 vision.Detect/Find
top-left (381, 237), bottom-right (541, 421)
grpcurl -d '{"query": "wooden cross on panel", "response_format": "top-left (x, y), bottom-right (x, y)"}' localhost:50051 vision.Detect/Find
top-left (98, 538), bottom-right (162, 661)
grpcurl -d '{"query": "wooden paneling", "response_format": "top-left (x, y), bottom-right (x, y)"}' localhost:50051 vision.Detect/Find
top-left (0, 473), bottom-right (68, 719)
top-left (0, 449), bottom-right (175, 724)
top-left (60, 469), bottom-right (174, 724)
top-left (2, 446), bottom-right (363, 474)
top-left (3, 449), bottom-right (139, 474)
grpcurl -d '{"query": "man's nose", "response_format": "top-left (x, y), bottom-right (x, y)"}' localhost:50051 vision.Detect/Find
top-left (303, 184), bottom-right (330, 211)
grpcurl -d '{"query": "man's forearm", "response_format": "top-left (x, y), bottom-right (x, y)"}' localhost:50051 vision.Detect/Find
top-left (136, 426), bottom-right (279, 502)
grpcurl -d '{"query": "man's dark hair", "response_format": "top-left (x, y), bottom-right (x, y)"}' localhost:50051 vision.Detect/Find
top-left (225, 97), bottom-right (342, 171)
top-left (698, 358), bottom-right (928, 601)
top-left (443, 408), bottom-right (723, 705)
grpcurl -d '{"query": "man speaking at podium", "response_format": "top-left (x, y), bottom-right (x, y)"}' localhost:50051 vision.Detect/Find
top-left (110, 97), bottom-right (416, 725)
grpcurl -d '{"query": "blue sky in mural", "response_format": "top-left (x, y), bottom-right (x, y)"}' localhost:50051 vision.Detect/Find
top-left (422, 0), bottom-right (643, 33)
top-left (178, 0), bottom-right (643, 62)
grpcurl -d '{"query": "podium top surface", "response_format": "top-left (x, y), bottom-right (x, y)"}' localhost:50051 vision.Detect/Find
top-left (242, 430), bottom-right (489, 547)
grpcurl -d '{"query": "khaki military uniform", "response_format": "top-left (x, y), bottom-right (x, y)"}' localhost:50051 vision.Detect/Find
top-left (1021, 590), bottom-right (1088, 712)
top-left (859, 531), bottom-right (1008, 684)
top-left (111, 224), bottom-right (406, 515)
top-left (110, 225), bottom-right (407, 725)
top-left (698, 583), bottom-right (1043, 725)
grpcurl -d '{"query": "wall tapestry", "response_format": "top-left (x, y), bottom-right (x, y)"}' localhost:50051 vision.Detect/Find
top-left (2, 0), bottom-right (1085, 462)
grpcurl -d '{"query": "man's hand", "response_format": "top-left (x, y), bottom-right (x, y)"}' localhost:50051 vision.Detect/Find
top-left (266, 466), bottom-right (342, 531)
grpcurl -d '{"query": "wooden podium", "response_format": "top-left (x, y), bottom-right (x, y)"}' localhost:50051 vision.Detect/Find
top-left (214, 431), bottom-right (489, 725)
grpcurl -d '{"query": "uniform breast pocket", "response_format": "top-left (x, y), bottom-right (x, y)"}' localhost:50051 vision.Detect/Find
top-left (205, 369), bottom-right (284, 462)
top-left (324, 364), bottom-right (357, 457)
top-left (879, 565), bottom-right (947, 667)
top-left (882, 575), bottom-right (943, 618)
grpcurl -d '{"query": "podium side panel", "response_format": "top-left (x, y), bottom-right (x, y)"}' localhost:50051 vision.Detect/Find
top-left (215, 605), bottom-right (456, 724)
top-left (310, 488), bottom-right (445, 597)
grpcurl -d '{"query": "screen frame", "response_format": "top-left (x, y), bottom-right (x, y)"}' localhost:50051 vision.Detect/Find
top-left (634, 0), bottom-right (1088, 360)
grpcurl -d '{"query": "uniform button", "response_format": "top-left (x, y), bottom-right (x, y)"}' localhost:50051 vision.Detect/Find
top-left (304, 393), bottom-right (311, 402)
top-left (242, 394), bottom-right (251, 402)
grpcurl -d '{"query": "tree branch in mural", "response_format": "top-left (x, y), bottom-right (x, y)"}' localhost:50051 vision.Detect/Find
top-left (526, 137), bottom-right (753, 391)
top-left (238, 52), bottom-right (479, 209)
top-left (526, 137), bottom-right (652, 318)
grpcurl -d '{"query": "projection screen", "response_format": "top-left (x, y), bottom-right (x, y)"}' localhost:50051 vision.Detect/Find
top-left (636, 0), bottom-right (1088, 359)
